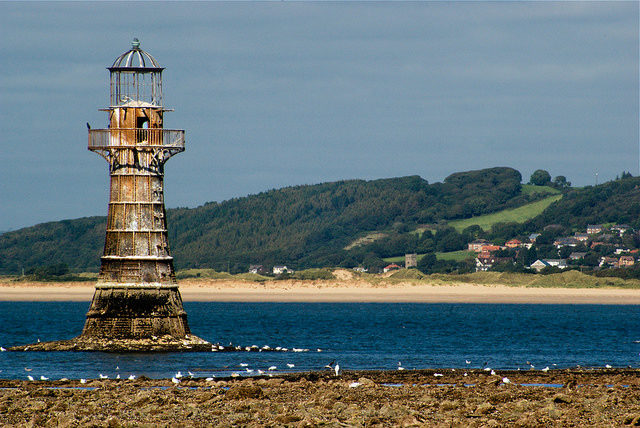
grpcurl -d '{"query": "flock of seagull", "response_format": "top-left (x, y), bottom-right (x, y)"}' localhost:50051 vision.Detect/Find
top-left (1, 342), bottom-right (622, 382)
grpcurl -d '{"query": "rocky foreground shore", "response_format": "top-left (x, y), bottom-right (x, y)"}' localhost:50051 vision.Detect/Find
top-left (1, 368), bottom-right (639, 427)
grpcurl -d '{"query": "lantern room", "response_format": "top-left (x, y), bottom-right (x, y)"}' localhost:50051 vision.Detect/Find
top-left (108, 38), bottom-right (164, 108)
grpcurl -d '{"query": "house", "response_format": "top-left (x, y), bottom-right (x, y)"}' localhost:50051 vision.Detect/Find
top-left (569, 252), bottom-right (587, 260)
top-left (553, 237), bottom-right (579, 248)
top-left (475, 255), bottom-right (512, 272)
top-left (587, 224), bottom-right (603, 234)
top-left (405, 253), bottom-right (417, 269)
top-left (273, 265), bottom-right (292, 275)
top-left (611, 224), bottom-right (631, 236)
top-left (505, 239), bottom-right (522, 248)
top-left (383, 264), bottom-right (402, 273)
top-left (468, 239), bottom-right (490, 252)
top-left (248, 264), bottom-right (266, 274)
top-left (614, 248), bottom-right (631, 255)
top-left (530, 259), bottom-right (568, 272)
top-left (480, 245), bottom-right (501, 253)
top-left (574, 233), bottom-right (589, 242)
top-left (619, 256), bottom-right (635, 267)
top-left (529, 233), bottom-right (541, 242)
top-left (599, 257), bottom-right (618, 268)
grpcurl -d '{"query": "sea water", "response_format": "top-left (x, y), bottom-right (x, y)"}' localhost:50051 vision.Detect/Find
top-left (0, 302), bottom-right (638, 380)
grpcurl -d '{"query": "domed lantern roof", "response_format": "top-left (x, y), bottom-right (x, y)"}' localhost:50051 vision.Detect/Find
top-left (108, 38), bottom-right (164, 107)
top-left (109, 38), bottom-right (163, 71)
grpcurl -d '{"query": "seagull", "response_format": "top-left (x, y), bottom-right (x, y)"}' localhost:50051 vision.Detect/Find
top-left (231, 373), bottom-right (240, 378)
top-left (268, 366), bottom-right (277, 371)
top-left (502, 377), bottom-right (511, 384)
top-left (171, 377), bottom-right (180, 384)
top-left (465, 360), bottom-right (471, 365)
top-left (40, 375), bottom-right (49, 381)
top-left (349, 382), bottom-right (361, 388)
top-left (80, 379), bottom-right (87, 384)
top-left (334, 363), bottom-right (341, 376)
top-left (115, 366), bottom-right (119, 371)
top-left (188, 371), bottom-right (195, 378)
top-left (116, 374), bottom-right (120, 379)
top-left (286, 363), bottom-right (295, 368)
top-left (605, 364), bottom-right (612, 368)
top-left (490, 370), bottom-right (497, 376)
top-left (205, 377), bottom-right (215, 381)
top-left (99, 374), bottom-right (108, 379)
top-left (397, 362), bottom-right (405, 371)
top-left (128, 375), bottom-right (136, 380)
top-left (174, 371), bottom-right (183, 379)
top-left (0, 347), bottom-right (6, 352)
top-left (541, 366), bottom-right (550, 372)
top-left (24, 368), bottom-right (32, 372)
top-left (239, 363), bottom-right (248, 367)
top-left (434, 373), bottom-right (443, 377)
top-left (257, 370), bottom-right (265, 375)
top-left (324, 360), bottom-right (336, 369)
top-left (246, 369), bottom-right (254, 373)
top-left (27, 375), bottom-right (34, 381)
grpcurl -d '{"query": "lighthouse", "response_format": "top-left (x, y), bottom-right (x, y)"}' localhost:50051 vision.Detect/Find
top-left (80, 38), bottom-right (196, 342)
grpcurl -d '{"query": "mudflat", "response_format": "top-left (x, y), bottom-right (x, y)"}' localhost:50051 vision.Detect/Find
top-left (1, 369), bottom-right (639, 426)
top-left (1, 278), bottom-right (640, 304)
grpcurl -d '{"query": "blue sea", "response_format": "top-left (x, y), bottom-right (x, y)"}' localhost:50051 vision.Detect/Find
top-left (0, 302), bottom-right (638, 380)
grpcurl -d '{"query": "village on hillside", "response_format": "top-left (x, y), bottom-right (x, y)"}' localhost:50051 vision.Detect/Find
top-left (376, 224), bottom-right (639, 276)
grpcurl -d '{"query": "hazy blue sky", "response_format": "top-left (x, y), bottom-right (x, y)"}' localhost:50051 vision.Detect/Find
top-left (0, 2), bottom-right (638, 231)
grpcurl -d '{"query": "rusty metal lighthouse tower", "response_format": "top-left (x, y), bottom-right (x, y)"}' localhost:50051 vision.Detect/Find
top-left (79, 39), bottom-right (205, 348)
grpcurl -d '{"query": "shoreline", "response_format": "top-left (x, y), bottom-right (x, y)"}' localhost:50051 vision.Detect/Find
top-left (1, 280), bottom-right (639, 304)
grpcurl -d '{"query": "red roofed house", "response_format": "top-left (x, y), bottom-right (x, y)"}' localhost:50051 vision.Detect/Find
top-left (383, 264), bottom-right (402, 273)
top-left (505, 239), bottom-right (522, 248)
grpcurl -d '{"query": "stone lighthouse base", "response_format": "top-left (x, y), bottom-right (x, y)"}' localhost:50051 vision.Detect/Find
top-left (9, 285), bottom-right (214, 352)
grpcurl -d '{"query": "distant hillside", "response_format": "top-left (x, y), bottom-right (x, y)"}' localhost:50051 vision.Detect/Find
top-left (1, 167), bottom-right (534, 274)
top-left (5, 168), bottom-right (638, 275)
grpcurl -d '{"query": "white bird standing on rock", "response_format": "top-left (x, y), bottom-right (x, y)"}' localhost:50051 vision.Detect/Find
top-left (171, 377), bottom-right (180, 384)
top-left (40, 375), bottom-right (48, 380)
top-left (99, 374), bottom-right (108, 379)
top-left (268, 366), bottom-right (277, 371)
top-left (334, 363), bottom-right (341, 376)
top-left (397, 362), bottom-right (405, 371)
top-left (541, 366), bottom-right (550, 372)
top-left (27, 375), bottom-right (34, 381)
top-left (128, 375), bottom-right (136, 380)
top-left (175, 371), bottom-right (183, 379)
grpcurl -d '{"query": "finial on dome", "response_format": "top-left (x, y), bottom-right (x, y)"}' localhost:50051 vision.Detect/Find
top-left (131, 38), bottom-right (140, 49)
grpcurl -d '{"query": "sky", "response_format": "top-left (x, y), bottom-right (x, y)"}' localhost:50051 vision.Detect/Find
top-left (0, 2), bottom-right (638, 232)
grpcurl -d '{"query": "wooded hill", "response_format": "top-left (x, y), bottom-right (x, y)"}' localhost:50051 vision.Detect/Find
top-left (1, 167), bottom-right (639, 275)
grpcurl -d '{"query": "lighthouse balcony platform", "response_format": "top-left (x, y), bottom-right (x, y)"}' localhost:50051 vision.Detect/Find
top-left (88, 128), bottom-right (185, 149)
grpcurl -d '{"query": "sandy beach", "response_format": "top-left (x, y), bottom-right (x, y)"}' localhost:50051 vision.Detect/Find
top-left (1, 278), bottom-right (640, 304)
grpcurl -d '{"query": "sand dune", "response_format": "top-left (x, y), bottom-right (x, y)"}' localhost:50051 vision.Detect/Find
top-left (1, 278), bottom-right (639, 304)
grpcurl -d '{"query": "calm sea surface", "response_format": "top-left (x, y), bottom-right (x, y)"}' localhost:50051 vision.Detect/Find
top-left (0, 302), bottom-right (638, 380)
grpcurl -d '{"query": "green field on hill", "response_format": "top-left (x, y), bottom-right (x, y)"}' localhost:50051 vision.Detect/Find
top-left (448, 193), bottom-right (562, 232)
top-left (383, 250), bottom-right (476, 264)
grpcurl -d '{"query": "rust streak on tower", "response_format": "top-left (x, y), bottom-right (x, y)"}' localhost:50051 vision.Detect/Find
top-left (82, 39), bottom-right (191, 340)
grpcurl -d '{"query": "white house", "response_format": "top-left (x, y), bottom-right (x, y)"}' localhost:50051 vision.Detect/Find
top-left (273, 265), bottom-right (292, 275)
top-left (530, 259), bottom-right (568, 272)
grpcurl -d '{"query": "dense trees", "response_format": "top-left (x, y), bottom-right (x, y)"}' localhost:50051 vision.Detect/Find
top-left (529, 169), bottom-right (551, 186)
